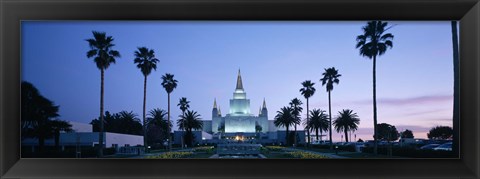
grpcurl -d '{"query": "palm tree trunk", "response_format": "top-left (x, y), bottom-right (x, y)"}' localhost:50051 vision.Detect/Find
top-left (344, 128), bottom-right (349, 143)
top-left (306, 98), bottom-right (310, 146)
top-left (143, 75), bottom-right (147, 152)
top-left (373, 55), bottom-right (378, 155)
top-left (316, 128), bottom-right (319, 140)
top-left (168, 93), bottom-right (172, 151)
top-left (285, 126), bottom-right (289, 146)
top-left (328, 91), bottom-right (333, 150)
top-left (99, 69), bottom-right (105, 157)
top-left (451, 21), bottom-right (459, 156)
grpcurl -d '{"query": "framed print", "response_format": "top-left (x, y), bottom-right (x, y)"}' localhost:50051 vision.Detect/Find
top-left (1, 0), bottom-right (479, 178)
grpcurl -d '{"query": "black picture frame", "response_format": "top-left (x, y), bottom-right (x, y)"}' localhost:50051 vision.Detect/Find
top-left (1, 0), bottom-right (478, 178)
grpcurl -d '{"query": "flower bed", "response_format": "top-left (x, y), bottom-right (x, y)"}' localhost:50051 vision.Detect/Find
top-left (265, 146), bottom-right (286, 151)
top-left (146, 151), bottom-right (194, 159)
top-left (286, 151), bottom-right (329, 159)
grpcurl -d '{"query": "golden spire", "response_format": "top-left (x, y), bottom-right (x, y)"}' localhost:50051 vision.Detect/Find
top-left (236, 69), bottom-right (243, 90)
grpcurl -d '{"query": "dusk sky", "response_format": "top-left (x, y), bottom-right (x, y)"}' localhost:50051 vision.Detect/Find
top-left (22, 21), bottom-right (456, 141)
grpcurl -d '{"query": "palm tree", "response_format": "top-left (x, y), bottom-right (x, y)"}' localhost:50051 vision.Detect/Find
top-left (306, 109), bottom-right (329, 142)
top-left (49, 119), bottom-right (72, 149)
top-left (274, 106), bottom-right (295, 146)
top-left (161, 73), bottom-right (178, 151)
top-left (289, 98), bottom-right (303, 147)
top-left (333, 109), bottom-right (360, 143)
top-left (134, 47), bottom-right (159, 150)
top-left (177, 97), bottom-right (190, 148)
top-left (300, 80), bottom-right (316, 145)
top-left (177, 110), bottom-right (203, 147)
top-left (356, 21), bottom-right (394, 154)
top-left (320, 67), bottom-right (341, 149)
top-left (85, 31), bottom-right (121, 157)
top-left (147, 108), bottom-right (171, 147)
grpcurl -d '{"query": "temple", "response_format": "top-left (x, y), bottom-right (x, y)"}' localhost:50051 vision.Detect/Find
top-left (174, 69), bottom-right (305, 145)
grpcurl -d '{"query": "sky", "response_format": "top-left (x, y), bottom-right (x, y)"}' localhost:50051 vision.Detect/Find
top-left (22, 21), bottom-right (456, 141)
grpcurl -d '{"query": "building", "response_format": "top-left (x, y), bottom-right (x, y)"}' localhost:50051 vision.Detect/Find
top-left (22, 122), bottom-right (144, 149)
top-left (174, 69), bottom-right (306, 145)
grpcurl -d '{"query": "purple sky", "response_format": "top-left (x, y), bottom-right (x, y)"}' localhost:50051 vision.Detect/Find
top-left (22, 21), bottom-right (456, 141)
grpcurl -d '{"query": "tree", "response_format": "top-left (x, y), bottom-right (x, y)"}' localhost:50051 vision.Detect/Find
top-left (289, 98), bottom-right (303, 146)
top-left (21, 81), bottom-right (60, 151)
top-left (300, 80), bottom-right (316, 145)
top-left (333, 109), bottom-right (360, 143)
top-left (320, 67), bottom-right (341, 149)
top-left (356, 21), bottom-right (394, 154)
top-left (49, 119), bottom-right (73, 149)
top-left (375, 123), bottom-right (399, 142)
top-left (161, 73), bottom-right (178, 151)
top-left (427, 126), bottom-right (453, 140)
top-left (86, 31), bottom-right (121, 157)
top-left (90, 111), bottom-right (143, 135)
top-left (274, 106), bottom-right (295, 145)
top-left (177, 110), bottom-right (203, 147)
top-left (308, 109), bottom-right (329, 141)
top-left (134, 47), bottom-right (159, 150)
top-left (177, 97), bottom-right (190, 148)
top-left (147, 108), bottom-right (171, 147)
top-left (400, 129), bottom-right (414, 139)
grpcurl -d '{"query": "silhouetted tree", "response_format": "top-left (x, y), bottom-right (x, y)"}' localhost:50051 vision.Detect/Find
top-left (147, 108), bottom-right (171, 147)
top-left (308, 109), bottom-right (329, 141)
top-left (177, 97), bottom-right (190, 148)
top-left (320, 67), bottom-right (341, 149)
top-left (49, 119), bottom-right (72, 149)
top-left (356, 21), bottom-right (394, 154)
top-left (375, 123), bottom-right (399, 142)
top-left (134, 47), bottom-right (159, 150)
top-left (86, 31), bottom-right (121, 157)
top-left (333, 109), bottom-right (360, 143)
top-left (289, 98), bottom-right (303, 146)
top-left (161, 73), bottom-right (178, 151)
top-left (400, 129), bottom-right (414, 139)
top-left (300, 80), bottom-right (316, 145)
top-left (177, 110), bottom-right (203, 147)
top-left (427, 126), bottom-right (453, 140)
top-left (274, 106), bottom-right (295, 145)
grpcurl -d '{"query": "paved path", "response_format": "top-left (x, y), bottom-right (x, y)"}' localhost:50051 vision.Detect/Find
top-left (284, 147), bottom-right (349, 159)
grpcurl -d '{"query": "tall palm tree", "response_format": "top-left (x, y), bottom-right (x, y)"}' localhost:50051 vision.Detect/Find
top-left (274, 106), bottom-right (295, 146)
top-left (177, 97), bottom-right (190, 148)
top-left (49, 119), bottom-right (72, 149)
top-left (86, 31), bottom-right (121, 157)
top-left (307, 109), bottom-right (329, 141)
top-left (161, 73), bottom-right (178, 151)
top-left (333, 109), bottom-right (360, 143)
top-left (451, 21), bottom-right (459, 156)
top-left (300, 80), bottom-right (316, 145)
top-left (320, 67), bottom-right (341, 149)
top-left (356, 21), bottom-right (394, 154)
top-left (134, 47), bottom-right (159, 151)
top-left (147, 108), bottom-right (171, 146)
top-left (177, 110), bottom-right (203, 147)
top-left (289, 98), bottom-right (303, 147)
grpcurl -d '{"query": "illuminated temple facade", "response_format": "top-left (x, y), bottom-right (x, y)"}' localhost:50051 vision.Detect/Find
top-left (203, 70), bottom-right (274, 135)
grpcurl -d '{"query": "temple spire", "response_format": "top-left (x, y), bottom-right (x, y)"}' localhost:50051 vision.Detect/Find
top-left (262, 98), bottom-right (267, 109)
top-left (213, 98), bottom-right (217, 109)
top-left (236, 69), bottom-right (243, 90)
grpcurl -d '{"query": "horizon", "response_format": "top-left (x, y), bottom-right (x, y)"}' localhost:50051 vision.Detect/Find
top-left (22, 21), bottom-right (456, 141)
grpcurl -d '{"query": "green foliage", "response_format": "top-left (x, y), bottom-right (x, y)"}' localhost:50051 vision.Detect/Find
top-left (177, 110), bottom-right (203, 147)
top-left (265, 146), bottom-right (286, 151)
top-left (427, 126), bottom-right (453, 140)
top-left (333, 109), bottom-right (360, 142)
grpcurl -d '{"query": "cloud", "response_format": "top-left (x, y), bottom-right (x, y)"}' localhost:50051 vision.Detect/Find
top-left (353, 94), bottom-right (452, 106)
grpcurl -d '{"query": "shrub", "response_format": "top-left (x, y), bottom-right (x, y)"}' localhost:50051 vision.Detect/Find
top-left (265, 146), bottom-right (286, 151)
top-left (286, 151), bottom-right (329, 159)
